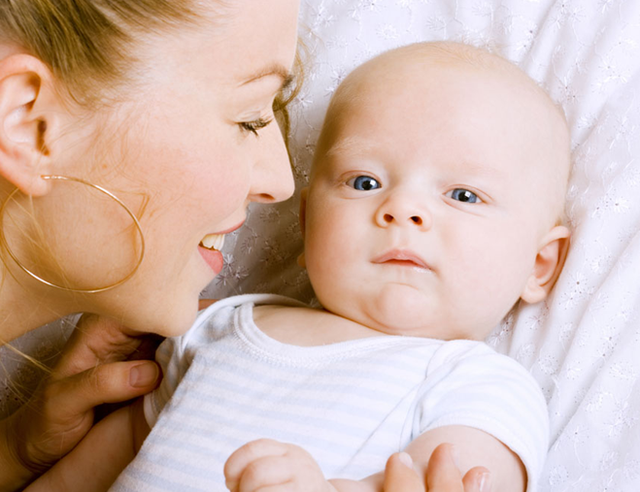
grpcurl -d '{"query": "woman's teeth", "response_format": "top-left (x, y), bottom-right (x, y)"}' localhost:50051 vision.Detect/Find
top-left (200, 234), bottom-right (225, 251)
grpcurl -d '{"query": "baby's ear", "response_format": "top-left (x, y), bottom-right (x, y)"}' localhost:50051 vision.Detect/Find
top-left (0, 54), bottom-right (60, 196)
top-left (297, 187), bottom-right (309, 268)
top-left (520, 225), bottom-right (571, 304)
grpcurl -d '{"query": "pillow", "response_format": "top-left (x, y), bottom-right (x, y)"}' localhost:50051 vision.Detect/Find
top-left (205, 1), bottom-right (640, 490)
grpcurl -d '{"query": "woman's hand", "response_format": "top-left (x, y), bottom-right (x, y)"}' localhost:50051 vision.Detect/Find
top-left (384, 444), bottom-right (492, 492)
top-left (0, 314), bottom-right (162, 491)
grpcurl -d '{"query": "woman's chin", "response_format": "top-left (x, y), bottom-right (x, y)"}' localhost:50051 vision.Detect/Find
top-left (119, 292), bottom-right (200, 338)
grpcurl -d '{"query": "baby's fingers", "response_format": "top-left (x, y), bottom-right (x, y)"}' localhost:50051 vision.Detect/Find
top-left (235, 455), bottom-right (297, 492)
top-left (224, 439), bottom-right (289, 491)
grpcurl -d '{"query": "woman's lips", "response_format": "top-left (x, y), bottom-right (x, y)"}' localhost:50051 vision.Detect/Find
top-left (372, 249), bottom-right (432, 271)
top-left (206, 220), bottom-right (246, 238)
top-left (198, 246), bottom-right (224, 275)
top-left (198, 220), bottom-right (245, 275)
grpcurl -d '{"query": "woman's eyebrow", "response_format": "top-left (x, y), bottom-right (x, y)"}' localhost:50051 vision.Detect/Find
top-left (239, 64), bottom-right (294, 90)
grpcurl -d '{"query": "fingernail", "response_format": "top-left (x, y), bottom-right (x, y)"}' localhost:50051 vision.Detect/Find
top-left (130, 362), bottom-right (159, 388)
top-left (398, 452), bottom-right (413, 468)
top-left (478, 471), bottom-right (492, 492)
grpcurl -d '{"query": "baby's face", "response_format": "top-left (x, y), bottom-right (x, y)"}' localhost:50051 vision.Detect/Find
top-left (302, 51), bottom-right (569, 340)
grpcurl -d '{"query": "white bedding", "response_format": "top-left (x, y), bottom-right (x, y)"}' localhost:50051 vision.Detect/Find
top-left (2, 1), bottom-right (640, 490)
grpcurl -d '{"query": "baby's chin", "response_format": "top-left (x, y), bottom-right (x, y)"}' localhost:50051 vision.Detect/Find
top-left (352, 285), bottom-right (453, 339)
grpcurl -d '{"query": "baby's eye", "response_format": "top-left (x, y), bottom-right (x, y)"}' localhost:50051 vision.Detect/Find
top-left (447, 188), bottom-right (482, 204)
top-left (348, 175), bottom-right (381, 191)
top-left (238, 117), bottom-right (273, 137)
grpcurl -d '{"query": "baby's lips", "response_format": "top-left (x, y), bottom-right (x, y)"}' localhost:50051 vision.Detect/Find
top-left (372, 249), bottom-right (432, 270)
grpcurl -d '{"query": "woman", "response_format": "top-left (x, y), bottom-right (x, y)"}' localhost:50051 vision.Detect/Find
top-left (0, 1), bottom-right (487, 490)
top-left (0, 0), bottom-right (296, 488)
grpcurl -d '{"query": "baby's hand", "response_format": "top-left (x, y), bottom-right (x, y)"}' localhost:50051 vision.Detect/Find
top-left (224, 438), bottom-right (332, 492)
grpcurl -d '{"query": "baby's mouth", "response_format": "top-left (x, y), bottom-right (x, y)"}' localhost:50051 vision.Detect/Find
top-left (199, 233), bottom-right (225, 252)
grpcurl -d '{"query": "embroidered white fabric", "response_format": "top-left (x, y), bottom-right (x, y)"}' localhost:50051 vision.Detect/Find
top-left (2, 1), bottom-right (640, 490)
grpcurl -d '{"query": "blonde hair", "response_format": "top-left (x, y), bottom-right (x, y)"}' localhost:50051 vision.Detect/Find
top-left (0, 0), bottom-right (207, 107)
top-left (0, 0), bottom-right (305, 143)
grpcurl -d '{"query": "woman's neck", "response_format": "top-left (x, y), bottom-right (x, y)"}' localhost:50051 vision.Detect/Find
top-left (0, 266), bottom-right (75, 344)
top-left (0, 187), bottom-right (78, 342)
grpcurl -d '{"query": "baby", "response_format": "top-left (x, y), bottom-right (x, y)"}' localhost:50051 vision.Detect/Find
top-left (31, 42), bottom-right (571, 492)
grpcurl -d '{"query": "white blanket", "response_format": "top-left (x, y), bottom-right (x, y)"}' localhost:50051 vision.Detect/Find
top-left (204, 1), bottom-right (640, 491)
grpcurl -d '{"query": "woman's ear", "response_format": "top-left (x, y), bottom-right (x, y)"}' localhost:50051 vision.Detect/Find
top-left (297, 187), bottom-right (309, 268)
top-left (0, 54), bottom-right (59, 196)
top-left (520, 225), bottom-right (571, 304)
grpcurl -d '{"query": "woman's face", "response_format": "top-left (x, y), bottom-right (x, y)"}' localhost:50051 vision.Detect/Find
top-left (38, 0), bottom-right (299, 335)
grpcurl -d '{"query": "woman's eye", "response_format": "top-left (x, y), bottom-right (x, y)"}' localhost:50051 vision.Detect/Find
top-left (239, 117), bottom-right (273, 136)
top-left (447, 188), bottom-right (482, 203)
top-left (348, 175), bottom-right (381, 191)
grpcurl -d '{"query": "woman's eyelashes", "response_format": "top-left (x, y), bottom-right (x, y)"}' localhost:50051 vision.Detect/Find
top-left (347, 175), bottom-right (381, 191)
top-left (239, 117), bottom-right (273, 136)
top-left (446, 188), bottom-right (482, 204)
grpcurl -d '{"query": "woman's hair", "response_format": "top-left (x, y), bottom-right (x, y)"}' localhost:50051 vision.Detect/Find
top-left (0, 0), bottom-right (204, 107)
top-left (0, 0), bottom-right (304, 135)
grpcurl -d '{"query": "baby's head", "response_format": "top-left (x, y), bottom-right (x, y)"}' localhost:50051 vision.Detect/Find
top-left (299, 41), bottom-right (571, 341)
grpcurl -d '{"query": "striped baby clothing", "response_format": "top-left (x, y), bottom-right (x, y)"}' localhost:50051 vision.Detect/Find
top-left (111, 293), bottom-right (548, 492)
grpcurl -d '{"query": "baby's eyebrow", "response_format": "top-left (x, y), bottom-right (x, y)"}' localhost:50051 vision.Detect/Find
top-left (455, 160), bottom-right (504, 179)
top-left (325, 137), bottom-right (504, 180)
top-left (324, 136), bottom-right (375, 158)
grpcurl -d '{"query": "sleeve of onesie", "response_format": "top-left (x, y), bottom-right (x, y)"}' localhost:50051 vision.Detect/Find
top-left (413, 340), bottom-right (549, 492)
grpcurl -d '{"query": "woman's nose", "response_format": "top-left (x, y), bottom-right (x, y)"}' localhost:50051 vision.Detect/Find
top-left (375, 194), bottom-right (431, 229)
top-left (248, 125), bottom-right (295, 204)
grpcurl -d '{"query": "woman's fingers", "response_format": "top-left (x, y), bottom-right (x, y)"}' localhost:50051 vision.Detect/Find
top-left (427, 444), bottom-right (492, 492)
top-left (462, 467), bottom-right (492, 492)
top-left (52, 314), bottom-right (159, 380)
top-left (384, 445), bottom-right (492, 492)
top-left (3, 314), bottom-right (162, 487)
top-left (50, 313), bottom-right (162, 422)
top-left (48, 360), bottom-right (161, 418)
top-left (383, 452), bottom-right (425, 492)
top-left (425, 443), bottom-right (464, 492)
top-left (8, 360), bottom-right (161, 474)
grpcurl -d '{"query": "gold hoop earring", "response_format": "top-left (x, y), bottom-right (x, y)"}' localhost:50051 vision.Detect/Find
top-left (0, 175), bottom-right (145, 294)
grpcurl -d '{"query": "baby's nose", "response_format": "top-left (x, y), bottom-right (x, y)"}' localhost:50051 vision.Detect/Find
top-left (376, 196), bottom-right (431, 229)
top-left (382, 213), bottom-right (424, 226)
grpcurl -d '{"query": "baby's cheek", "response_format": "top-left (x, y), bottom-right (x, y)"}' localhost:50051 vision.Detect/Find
top-left (450, 246), bottom-right (521, 309)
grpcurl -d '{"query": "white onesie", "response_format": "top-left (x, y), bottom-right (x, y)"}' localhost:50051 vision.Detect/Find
top-left (111, 294), bottom-right (548, 492)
